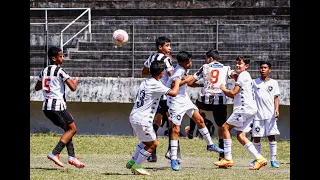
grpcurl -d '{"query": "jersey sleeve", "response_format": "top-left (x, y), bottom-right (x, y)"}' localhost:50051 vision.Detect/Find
top-left (193, 66), bottom-right (203, 80)
top-left (235, 71), bottom-right (249, 87)
top-left (59, 68), bottom-right (70, 82)
top-left (155, 81), bottom-right (171, 95)
top-left (273, 80), bottom-right (280, 97)
top-left (143, 54), bottom-right (154, 68)
top-left (164, 57), bottom-right (174, 72)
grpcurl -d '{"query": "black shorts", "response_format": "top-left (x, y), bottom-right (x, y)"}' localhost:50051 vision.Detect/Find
top-left (156, 99), bottom-right (169, 127)
top-left (43, 109), bottom-right (75, 129)
top-left (195, 99), bottom-right (227, 127)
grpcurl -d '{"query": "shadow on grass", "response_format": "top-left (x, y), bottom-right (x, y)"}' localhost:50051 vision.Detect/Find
top-left (30, 167), bottom-right (61, 171)
top-left (102, 172), bottom-right (135, 175)
top-left (145, 166), bottom-right (170, 170)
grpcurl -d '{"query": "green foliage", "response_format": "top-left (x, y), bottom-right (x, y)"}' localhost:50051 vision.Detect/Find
top-left (30, 134), bottom-right (290, 180)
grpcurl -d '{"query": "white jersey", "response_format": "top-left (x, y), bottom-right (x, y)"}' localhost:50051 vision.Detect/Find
top-left (234, 71), bottom-right (257, 111)
top-left (253, 78), bottom-right (280, 120)
top-left (166, 64), bottom-right (198, 125)
top-left (36, 65), bottom-right (70, 111)
top-left (165, 64), bottom-right (188, 97)
top-left (143, 52), bottom-right (174, 85)
top-left (130, 77), bottom-right (171, 126)
top-left (193, 62), bottom-right (234, 105)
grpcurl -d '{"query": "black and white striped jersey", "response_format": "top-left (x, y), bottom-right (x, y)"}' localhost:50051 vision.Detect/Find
top-left (143, 52), bottom-right (174, 85)
top-left (36, 65), bottom-right (70, 111)
top-left (193, 62), bottom-right (234, 105)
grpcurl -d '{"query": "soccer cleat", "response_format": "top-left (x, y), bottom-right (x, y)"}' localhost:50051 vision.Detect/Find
top-left (249, 157), bottom-right (267, 170)
top-left (171, 159), bottom-right (180, 171)
top-left (270, 160), bottom-right (280, 168)
top-left (47, 153), bottom-right (64, 167)
top-left (249, 159), bottom-right (257, 167)
top-left (68, 156), bottom-right (85, 168)
top-left (131, 164), bottom-right (150, 175)
top-left (207, 144), bottom-right (224, 153)
top-left (214, 158), bottom-right (234, 168)
top-left (165, 150), bottom-right (182, 164)
top-left (187, 130), bottom-right (194, 139)
top-left (147, 152), bottom-right (157, 162)
top-left (126, 159), bottom-right (135, 169)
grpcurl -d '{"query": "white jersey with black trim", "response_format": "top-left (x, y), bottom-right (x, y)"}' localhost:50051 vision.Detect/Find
top-left (253, 78), bottom-right (280, 120)
top-left (130, 77), bottom-right (171, 126)
top-left (193, 62), bottom-right (234, 105)
top-left (234, 71), bottom-right (257, 110)
top-left (143, 52), bottom-right (174, 85)
top-left (165, 64), bottom-right (188, 97)
top-left (36, 65), bottom-right (70, 111)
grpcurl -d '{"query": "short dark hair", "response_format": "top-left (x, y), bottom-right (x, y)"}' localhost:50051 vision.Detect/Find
top-left (48, 46), bottom-right (62, 63)
top-left (260, 61), bottom-right (272, 69)
top-left (176, 51), bottom-right (192, 63)
top-left (150, 60), bottom-right (165, 76)
top-left (206, 49), bottom-right (220, 60)
top-left (236, 55), bottom-right (250, 64)
top-left (156, 36), bottom-right (171, 48)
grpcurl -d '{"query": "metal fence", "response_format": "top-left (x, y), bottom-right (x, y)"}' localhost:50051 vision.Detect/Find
top-left (30, 13), bottom-right (290, 79)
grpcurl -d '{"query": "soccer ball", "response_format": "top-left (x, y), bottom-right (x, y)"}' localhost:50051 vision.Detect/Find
top-left (112, 29), bottom-right (129, 47)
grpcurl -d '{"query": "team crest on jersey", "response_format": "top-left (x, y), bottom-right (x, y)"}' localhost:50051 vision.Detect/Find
top-left (268, 86), bottom-right (273, 92)
top-left (177, 115), bottom-right (181, 120)
top-left (255, 127), bottom-right (260, 132)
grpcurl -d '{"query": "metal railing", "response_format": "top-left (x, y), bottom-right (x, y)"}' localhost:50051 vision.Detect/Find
top-left (30, 8), bottom-right (91, 66)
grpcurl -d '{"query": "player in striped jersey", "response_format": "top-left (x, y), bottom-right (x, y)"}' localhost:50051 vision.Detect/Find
top-left (141, 36), bottom-right (182, 163)
top-left (186, 49), bottom-right (237, 161)
top-left (214, 56), bottom-right (267, 170)
top-left (126, 60), bottom-right (181, 175)
top-left (34, 46), bottom-right (85, 168)
top-left (165, 51), bottom-right (224, 171)
top-left (250, 61), bottom-right (281, 168)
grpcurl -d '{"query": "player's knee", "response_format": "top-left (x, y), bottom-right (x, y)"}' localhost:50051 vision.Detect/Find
top-left (172, 126), bottom-right (180, 135)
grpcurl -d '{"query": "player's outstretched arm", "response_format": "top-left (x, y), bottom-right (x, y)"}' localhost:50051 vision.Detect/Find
top-left (220, 84), bottom-right (240, 98)
top-left (168, 78), bottom-right (181, 97)
top-left (186, 75), bottom-right (201, 87)
top-left (65, 77), bottom-right (78, 91)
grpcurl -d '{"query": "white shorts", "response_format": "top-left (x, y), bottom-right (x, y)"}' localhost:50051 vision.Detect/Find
top-left (167, 96), bottom-right (198, 125)
top-left (251, 118), bottom-right (280, 137)
top-left (131, 123), bottom-right (157, 142)
top-left (226, 107), bottom-right (256, 133)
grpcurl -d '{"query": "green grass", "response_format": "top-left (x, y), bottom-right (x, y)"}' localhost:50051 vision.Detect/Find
top-left (30, 134), bottom-right (290, 180)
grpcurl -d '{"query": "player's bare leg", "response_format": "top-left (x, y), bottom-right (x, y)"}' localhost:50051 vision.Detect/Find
top-left (47, 122), bottom-right (77, 168)
top-left (62, 126), bottom-right (85, 168)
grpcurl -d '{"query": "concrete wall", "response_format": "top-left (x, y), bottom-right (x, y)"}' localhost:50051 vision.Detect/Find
top-left (30, 76), bottom-right (290, 139)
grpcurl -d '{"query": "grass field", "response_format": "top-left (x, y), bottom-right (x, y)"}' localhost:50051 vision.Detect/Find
top-left (30, 134), bottom-right (290, 180)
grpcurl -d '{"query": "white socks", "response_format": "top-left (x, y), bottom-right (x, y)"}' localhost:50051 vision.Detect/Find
top-left (199, 127), bottom-right (213, 145)
top-left (170, 140), bottom-right (178, 160)
top-left (132, 142), bottom-right (145, 161)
